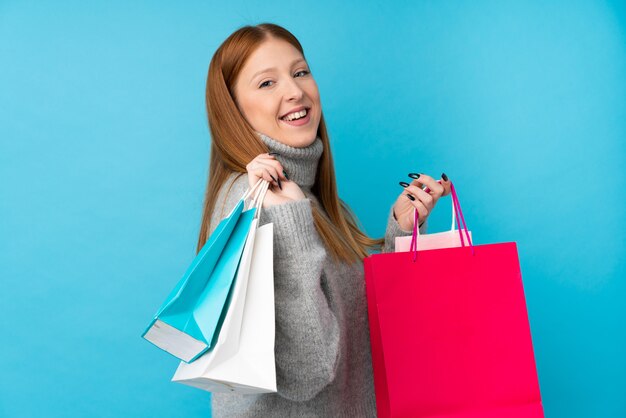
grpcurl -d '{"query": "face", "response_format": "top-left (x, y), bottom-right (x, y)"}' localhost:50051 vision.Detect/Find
top-left (233, 37), bottom-right (321, 148)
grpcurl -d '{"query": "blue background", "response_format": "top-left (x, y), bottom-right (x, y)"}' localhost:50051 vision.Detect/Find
top-left (1, 1), bottom-right (624, 417)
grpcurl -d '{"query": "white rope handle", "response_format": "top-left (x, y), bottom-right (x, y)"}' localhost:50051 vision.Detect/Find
top-left (219, 177), bottom-right (275, 226)
top-left (249, 179), bottom-right (270, 220)
top-left (253, 180), bottom-right (270, 221)
top-left (223, 178), bottom-right (265, 218)
top-left (242, 178), bottom-right (265, 205)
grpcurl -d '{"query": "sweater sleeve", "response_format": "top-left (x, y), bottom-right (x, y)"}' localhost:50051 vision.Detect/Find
top-left (257, 198), bottom-right (340, 402)
top-left (382, 204), bottom-right (428, 253)
top-left (209, 175), bottom-right (340, 402)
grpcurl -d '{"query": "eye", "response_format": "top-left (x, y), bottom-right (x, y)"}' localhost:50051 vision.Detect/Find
top-left (258, 70), bottom-right (310, 89)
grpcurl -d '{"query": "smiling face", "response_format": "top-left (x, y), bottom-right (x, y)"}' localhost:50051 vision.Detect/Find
top-left (232, 37), bottom-right (322, 148)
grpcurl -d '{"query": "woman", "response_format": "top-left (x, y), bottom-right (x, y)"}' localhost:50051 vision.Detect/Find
top-left (198, 23), bottom-right (450, 417)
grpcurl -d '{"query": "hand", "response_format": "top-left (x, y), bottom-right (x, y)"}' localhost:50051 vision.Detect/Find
top-left (392, 173), bottom-right (451, 231)
top-left (246, 153), bottom-right (306, 208)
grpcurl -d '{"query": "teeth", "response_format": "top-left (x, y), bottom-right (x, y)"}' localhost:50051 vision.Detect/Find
top-left (282, 109), bottom-right (307, 121)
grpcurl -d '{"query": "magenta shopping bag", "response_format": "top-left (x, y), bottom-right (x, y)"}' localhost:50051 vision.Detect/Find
top-left (365, 183), bottom-right (544, 417)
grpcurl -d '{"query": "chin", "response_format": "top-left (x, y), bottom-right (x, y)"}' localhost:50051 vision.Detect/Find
top-left (293, 132), bottom-right (319, 147)
top-left (272, 129), bottom-right (316, 148)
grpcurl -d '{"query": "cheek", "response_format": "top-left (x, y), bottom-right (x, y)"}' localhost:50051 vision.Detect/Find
top-left (306, 84), bottom-right (322, 109)
top-left (242, 96), bottom-right (275, 123)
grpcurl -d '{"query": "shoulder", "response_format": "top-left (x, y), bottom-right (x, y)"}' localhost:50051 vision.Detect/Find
top-left (218, 172), bottom-right (248, 201)
top-left (209, 171), bottom-right (248, 235)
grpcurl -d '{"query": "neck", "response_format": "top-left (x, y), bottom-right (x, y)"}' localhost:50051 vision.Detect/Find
top-left (256, 132), bottom-right (324, 190)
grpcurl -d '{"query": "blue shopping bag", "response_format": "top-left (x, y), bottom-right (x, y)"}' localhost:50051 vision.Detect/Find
top-left (142, 179), bottom-right (263, 363)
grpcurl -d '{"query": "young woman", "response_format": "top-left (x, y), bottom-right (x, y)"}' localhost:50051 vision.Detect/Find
top-left (198, 22), bottom-right (450, 417)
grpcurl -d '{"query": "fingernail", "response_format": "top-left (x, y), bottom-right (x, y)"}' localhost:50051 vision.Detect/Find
top-left (399, 181), bottom-right (410, 188)
top-left (441, 172), bottom-right (448, 181)
top-left (283, 169), bottom-right (290, 180)
top-left (278, 177), bottom-right (282, 190)
top-left (406, 194), bottom-right (415, 201)
top-left (269, 174), bottom-right (277, 183)
top-left (408, 173), bottom-right (420, 179)
top-left (268, 152), bottom-right (280, 156)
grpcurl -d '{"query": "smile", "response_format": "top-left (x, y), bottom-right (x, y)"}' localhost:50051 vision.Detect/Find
top-left (279, 108), bottom-right (311, 127)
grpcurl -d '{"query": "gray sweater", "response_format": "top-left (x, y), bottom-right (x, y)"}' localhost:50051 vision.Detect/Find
top-left (209, 133), bottom-right (427, 417)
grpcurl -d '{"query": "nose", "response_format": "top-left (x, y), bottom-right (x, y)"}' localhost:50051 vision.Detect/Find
top-left (283, 77), bottom-right (304, 101)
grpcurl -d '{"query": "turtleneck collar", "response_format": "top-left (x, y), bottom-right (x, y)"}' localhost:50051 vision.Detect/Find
top-left (256, 132), bottom-right (324, 190)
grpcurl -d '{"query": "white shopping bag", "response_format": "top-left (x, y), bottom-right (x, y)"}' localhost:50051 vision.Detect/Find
top-left (395, 194), bottom-right (472, 252)
top-left (171, 181), bottom-right (277, 394)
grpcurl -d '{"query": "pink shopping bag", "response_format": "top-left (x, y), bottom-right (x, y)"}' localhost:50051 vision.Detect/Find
top-left (365, 183), bottom-right (544, 418)
top-left (395, 192), bottom-right (472, 253)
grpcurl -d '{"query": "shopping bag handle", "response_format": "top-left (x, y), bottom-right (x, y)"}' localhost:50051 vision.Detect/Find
top-left (450, 182), bottom-right (473, 253)
top-left (412, 187), bottom-right (458, 238)
top-left (222, 177), bottom-right (265, 219)
top-left (249, 179), bottom-right (270, 221)
top-left (408, 180), bottom-right (474, 261)
top-left (242, 178), bottom-right (266, 203)
top-left (424, 183), bottom-right (459, 231)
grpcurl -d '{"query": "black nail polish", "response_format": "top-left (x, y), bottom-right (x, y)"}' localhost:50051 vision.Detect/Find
top-left (268, 152), bottom-right (280, 156)
top-left (406, 194), bottom-right (415, 201)
top-left (399, 181), bottom-right (410, 188)
top-left (283, 169), bottom-right (290, 180)
top-left (277, 177), bottom-right (282, 190)
top-left (269, 174), bottom-right (277, 183)
top-left (408, 173), bottom-right (421, 179)
top-left (441, 172), bottom-right (448, 181)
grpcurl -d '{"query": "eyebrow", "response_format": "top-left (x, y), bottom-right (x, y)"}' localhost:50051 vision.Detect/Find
top-left (250, 58), bottom-right (307, 84)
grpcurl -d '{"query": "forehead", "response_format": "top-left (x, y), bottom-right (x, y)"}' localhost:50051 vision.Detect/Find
top-left (242, 38), bottom-right (305, 74)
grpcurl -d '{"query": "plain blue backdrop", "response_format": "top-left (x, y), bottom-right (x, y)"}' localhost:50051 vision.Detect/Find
top-left (1, 1), bottom-right (624, 417)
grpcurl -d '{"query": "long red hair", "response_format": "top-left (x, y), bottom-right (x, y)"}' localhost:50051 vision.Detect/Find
top-left (197, 23), bottom-right (385, 264)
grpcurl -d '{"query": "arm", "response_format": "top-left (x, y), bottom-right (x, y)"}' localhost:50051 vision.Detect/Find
top-left (259, 198), bottom-right (340, 402)
top-left (210, 174), bottom-right (340, 402)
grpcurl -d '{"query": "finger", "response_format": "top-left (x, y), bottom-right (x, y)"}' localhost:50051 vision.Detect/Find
top-left (258, 154), bottom-right (288, 180)
top-left (254, 160), bottom-right (283, 184)
top-left (249, 162), bottom-right (280, 187)
top-left (424, 179), bottom-right (451, 196)
top-left (405, 185), bottom-right (435, 211)
top-left (440, 178), bottom-right (451, 196)
top-left (436, 172), bottom-right (451, 196)
top-left (257, 167), bottom-right (276, 185)
top-left (413, 173), bottom-right (444, 197)
top-left (405, 194), bottom-right (429, 221)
